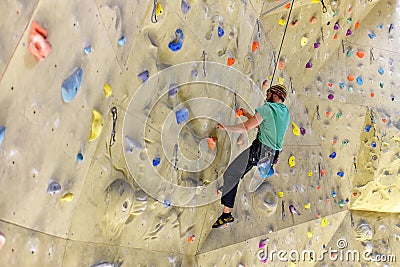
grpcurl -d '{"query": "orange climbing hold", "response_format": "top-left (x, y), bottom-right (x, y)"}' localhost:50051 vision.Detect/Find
top-left (207, 137), bottom-right (217, 150)
top-left (356, 51), bottom-right (365, 58)
top-left (317, 185), bottom-right (321, 190)
top-left (347, 74), bottom-right (355, 81)
top-left (29, 20), bottom-right (52, 61)
top-left (320, 169), bottom-right (326, 176)
top-left (278, 60), bottom-right (285, 70)
top-left (310, 16), bottom-right (317, 23)
top-left (252, 40), bottom-right (259, 52)
top-left (235, 108), bottom-right (244, 117)
top-left (370, 92), bottom-right (375, 97)
top-left (328, 83), bottom-right (333, 87)
top-left (227, 57), bottom-right (235, 66)
top-left (382, 118), bottom-right (387, 123)
top-left (326, 111), bottom-right (331, 116)
top-left (333, 34), bottom-right (338, 40)
top-left (285, 3), bottom-right (291, 9)
top-left (354, 21), bottom-right (360, 29)
top-left (353, 192), bottom-right (358, 197)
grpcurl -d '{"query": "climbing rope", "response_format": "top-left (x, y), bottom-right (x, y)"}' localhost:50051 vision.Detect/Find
top-left (269, 0), bottom-right (295, 87)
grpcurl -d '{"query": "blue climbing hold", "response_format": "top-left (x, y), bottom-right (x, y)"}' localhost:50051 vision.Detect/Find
top-left (339, 82), bottom-right (345, 89)
top-left (163, 199), bottom-right (171, 208)
top-left (371, 142), bottom-right (376, 148)
top-left (153, 157), bottom-right (161, 166)
top-left (138, 70), bottom-right (149, 83)
top-left (337, 171), bottom-right (344, 177)
top-left (356, 76), bottom-right (363, 85)
top-left (218, 26), bottom-right (224, 37)
top-left (118, 36), bottom-right (126, 46)
top-left (168, 29), bottom-right (184, 52)
top-left (181, 0), bottom-right (191, 14)
top-left (176, 108), bottom-right (189, 124)
top-left (331, 188), bottom-right (336, 198)
top-left (368, 32), bottom-right (376, 39)
top-left (377, 24), bottom-right (383, 29)
top-left (77, 153), bottom-right (83, 162)
top-left (0, 126), bottom-right (5, 146)
top-left (84, 46), bottom-right (92, 55)
top-left (365, 125), bottom-right (371, 132)
top-left (61, 67), bottom-right (83, 103)
top-left (378, 68), bottom-right (384, 75)
top-left (168, 83), bottom-right (179, 98)
top-left (329, 152), bottom-right (336, 159)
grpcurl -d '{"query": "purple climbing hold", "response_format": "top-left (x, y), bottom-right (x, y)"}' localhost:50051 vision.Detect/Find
top-left (333, 22), bottom-right (340, 30)
top-left (346, 29), bottom-right (352, 36)
top-left (168, 83), bottom-right (179, 98)
top-left (314, 42), bottom-right (321, 49)
top-left (328, 94), bottom-right (334, 100)
top-left (300, 127), bottom-right (306, 135)
top-left (138, 70), bottom-right (149, 83)
top-left (305, 61), bottom-right (313, 68)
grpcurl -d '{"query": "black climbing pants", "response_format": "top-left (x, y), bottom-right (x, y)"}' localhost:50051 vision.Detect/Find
top-left (221, 138), bottom-right (277, 208)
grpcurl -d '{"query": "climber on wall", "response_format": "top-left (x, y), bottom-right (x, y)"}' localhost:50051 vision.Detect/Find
top-left (212, 84), bottom-right (290, 228)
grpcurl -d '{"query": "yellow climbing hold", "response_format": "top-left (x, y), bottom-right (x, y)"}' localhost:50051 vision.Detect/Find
top-left (292, 122), bottom-right (300, 136)
top-left (268, 75), bottom-right (273, 80)
top-left (288, 155), bottom-right (296, 168)
top-left (321, 217), bottom-right (329, 227)
top-left (156, 2), bottom-right (163, 16)
top-left (278, 191), bottom-right (284, 198)
top-left (89, 109), bottom-right (104, 141)
top-left (278, 18), bottom-right (286, 25)
top-left (278, 77), bottom-right (284, 84)
top-left (304, 202), bottom-right (311, 209)
top-left (290, 262), bottom-right (296, 267)
top-left (311, 0), bottom-right (320, 3)
top-left (308, 171), bottom-right (313, 177)
top-left (301, 36), bottom-right (308, 46)
top-left (60, 193), bottom-right (74, 202)
top-left (307, 231), bottom-right (313, 238)
top-left (104, 83), bottom-right (112, 98)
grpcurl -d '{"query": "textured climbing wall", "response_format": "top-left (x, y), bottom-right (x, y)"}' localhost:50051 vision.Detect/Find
top-left (1, 0), bottom-right (400, 266)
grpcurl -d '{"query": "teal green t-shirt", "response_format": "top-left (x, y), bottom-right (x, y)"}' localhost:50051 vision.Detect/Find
top-left (255, 102), bottom-right (290, 150)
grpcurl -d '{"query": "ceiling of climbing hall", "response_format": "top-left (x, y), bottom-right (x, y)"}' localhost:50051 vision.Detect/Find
top-left (0, 0), bottom-right (400, 266)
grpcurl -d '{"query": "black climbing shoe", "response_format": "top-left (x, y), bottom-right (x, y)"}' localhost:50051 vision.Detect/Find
top-left (212, 213), bottom-right (234, 228)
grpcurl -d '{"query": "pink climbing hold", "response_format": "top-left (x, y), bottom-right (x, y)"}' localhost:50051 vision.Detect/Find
top-left (0, 232), bottom-right (5, 250)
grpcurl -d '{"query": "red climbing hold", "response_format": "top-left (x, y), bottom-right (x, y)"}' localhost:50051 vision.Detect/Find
top-left (29, 20), bottom-right (52, 61)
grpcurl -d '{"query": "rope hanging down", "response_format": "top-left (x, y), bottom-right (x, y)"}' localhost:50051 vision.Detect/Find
top-left (269, 0), bottom-right (295, 87)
